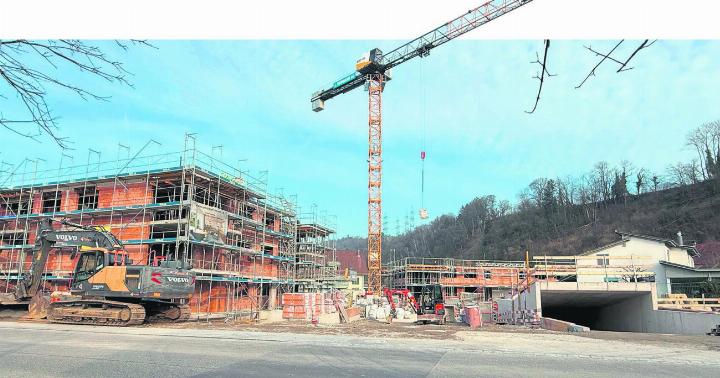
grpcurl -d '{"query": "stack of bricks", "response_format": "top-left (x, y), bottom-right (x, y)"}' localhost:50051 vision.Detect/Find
top-left (282, 293), bottom-right (336, 320)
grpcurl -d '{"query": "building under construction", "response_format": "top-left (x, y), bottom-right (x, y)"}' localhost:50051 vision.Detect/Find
top-left (384, 257), bottom-right (528, 300)
top-left (296, 209), bottom-right (338, 290)
top-left (0, 137), bottom-right (337, 320)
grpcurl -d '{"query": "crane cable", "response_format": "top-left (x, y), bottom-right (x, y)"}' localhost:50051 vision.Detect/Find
top-left (419, 59), bottom-right (428, 220)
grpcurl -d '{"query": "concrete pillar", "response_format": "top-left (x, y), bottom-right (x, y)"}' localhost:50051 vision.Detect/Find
top-left (269, 285), bottom-right (278, 309)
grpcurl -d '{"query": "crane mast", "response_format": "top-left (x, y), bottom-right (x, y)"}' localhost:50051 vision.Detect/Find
top-left (367, 74), bottom-right (383, 294)
top-left (310, 0), bottom-right (535, 294)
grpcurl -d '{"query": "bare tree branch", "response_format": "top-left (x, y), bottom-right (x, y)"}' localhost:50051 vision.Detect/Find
top-left (617, 39), bottom-right (657, 72)
top-left (131, 40), bottom-right (158, 49)
top-left (577, 39), bottom-right (658, 89)
top-left (0, 39), bottom-right (149, 148)
top-left (584, 45), bottom-right (627, 66)
top-left (576, 40), bottom-right (624, 89)
top-left (526, 39), bottom-right (555, 114)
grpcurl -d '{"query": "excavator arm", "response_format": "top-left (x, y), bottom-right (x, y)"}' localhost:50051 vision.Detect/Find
top-left (15, 218), bottom-right (125, 300)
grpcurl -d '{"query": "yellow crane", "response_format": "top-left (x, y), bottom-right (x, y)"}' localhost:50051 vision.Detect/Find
top-left (311, 1), bottom-right (536, 294)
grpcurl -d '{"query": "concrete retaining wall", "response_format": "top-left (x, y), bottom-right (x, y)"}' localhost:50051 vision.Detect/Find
top-left (592, 289), bottom-right (720, 335)
top-left (642, 310), bottom-right (720, 335)
top-left (535, 281), bottom-right (720, 335)
top-left (595, 292), bottom-right (656, 332)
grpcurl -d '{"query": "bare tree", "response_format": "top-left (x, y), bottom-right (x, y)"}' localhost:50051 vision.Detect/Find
top-left (526, 40), bottom-right (555, 114)
top-left (667, 160), bottom-right (701, 186)
top-left (592, 161), bottom-right (612, 203)
top-left (576, 40), bottom-right (624, 89)
top-left (687, 159), bottom-right (702, 184)
top-left (635, 168), bottom-right (647, 195)
top-left (651, 174), bottom-right (661, 192)
top-left (615, 39), bottom-right (657, 72)
top-left (576, 39), bottom-right (657, 88)
top-left (667, 163), bottom-right (687, 186)
top-left (686, 120), bottom-right (720, 180)
top-left (575, 173), bottom-right (598, 222)
top-left (619, 160), bottom-right (634, 177)
top-left (528, 178), bottom-right (549, 207)
top-left (0, 39), bottom-right (152, 148)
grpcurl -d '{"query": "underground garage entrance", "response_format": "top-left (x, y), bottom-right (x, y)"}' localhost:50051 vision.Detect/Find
top-left (536, 282), bottom-right (656, 332)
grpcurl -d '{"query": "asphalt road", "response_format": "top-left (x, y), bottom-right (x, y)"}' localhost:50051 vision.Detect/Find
top-left (1, 322), bottom-right (719, 377)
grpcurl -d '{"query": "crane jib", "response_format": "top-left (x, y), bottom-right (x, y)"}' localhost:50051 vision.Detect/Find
top-left (381, 0), bottom-right (534, 69)
top-left (310, 0), bottom-right (535, 106)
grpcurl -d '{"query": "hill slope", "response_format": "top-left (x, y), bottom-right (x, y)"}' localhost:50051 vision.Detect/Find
top-left (337, 180), bottom-right (720, 261)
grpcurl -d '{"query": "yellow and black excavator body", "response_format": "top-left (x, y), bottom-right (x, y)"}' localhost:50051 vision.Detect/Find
top-left (1, 218), bottom-right (195, 326)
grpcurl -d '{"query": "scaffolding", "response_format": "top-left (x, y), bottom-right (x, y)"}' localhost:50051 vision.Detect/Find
top-left (383, 257), bottom-right (527, 300)
top-left (295, 205), bottom-right (338, 291)
top-left (0, 135), bottom-right (316, 321)
top-left (383, 255), bottom-right (660, 303)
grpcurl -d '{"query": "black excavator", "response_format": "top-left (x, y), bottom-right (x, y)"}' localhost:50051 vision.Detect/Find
top-left (0, 218), bottom-right (195, 326)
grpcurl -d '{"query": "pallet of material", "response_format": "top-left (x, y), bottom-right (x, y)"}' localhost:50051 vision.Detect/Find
top-left (281, 293), bottom-right (337, 320)
top-left (282, 305), bottom-right (321, 320)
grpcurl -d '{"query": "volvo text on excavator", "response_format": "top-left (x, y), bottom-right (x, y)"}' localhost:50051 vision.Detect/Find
top-left (0, 218), bottom-right (195, 326)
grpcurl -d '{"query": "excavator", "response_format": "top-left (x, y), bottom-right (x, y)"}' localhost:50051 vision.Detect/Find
top-left (0, 218), bottom-right (195, 326)
top-left (415, 284), bottom-right (446, 325)
top-left (383, 284), bottom-right (446, 325)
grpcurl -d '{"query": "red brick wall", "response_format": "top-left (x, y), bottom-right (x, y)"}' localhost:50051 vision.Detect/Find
top-left (440, 267), bottom-right (524, 287)
top-left (98, 182), bottom-right (152, 208)
top-left (61, 189), bottom-right (79, 212)
top-left (31, 192), bottom-right (43, 214)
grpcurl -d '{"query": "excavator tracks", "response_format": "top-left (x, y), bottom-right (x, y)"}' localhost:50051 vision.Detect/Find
top-left (47, 299), bottom-right (146, 326)
top-left (175, 304), bottom-right (191, 322)
top-left (146, 303), bottom-right (191, 322)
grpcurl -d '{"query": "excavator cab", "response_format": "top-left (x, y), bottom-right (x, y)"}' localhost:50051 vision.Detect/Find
top-left (416, 284), bottom-right (445, 325)
top-left (73, 248), bottom-right (132, 283)
top-left (74, 250), bottom-right (105, 283)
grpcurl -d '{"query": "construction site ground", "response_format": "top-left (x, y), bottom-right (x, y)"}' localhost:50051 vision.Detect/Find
top-left (143, 317), bottom-right (720, 351)
top-left (2, 319), bottom-right (720, 377)
top-left (3, 306), bottom-right (720, 353)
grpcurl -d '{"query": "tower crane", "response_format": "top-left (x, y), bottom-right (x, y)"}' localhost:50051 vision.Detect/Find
top-left (311, 0), bottom-right (535, 294)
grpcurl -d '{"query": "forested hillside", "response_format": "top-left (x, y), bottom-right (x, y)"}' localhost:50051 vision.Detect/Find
top-left (337, 121), bottom-right (720, 261)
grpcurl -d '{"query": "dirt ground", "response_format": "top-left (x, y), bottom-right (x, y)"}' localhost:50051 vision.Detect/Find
top-left (575, 329), bottom-right (720, 352)
top-left (147, 317), bottom-right (720, 352)
top-left (4, 305), bottom-right (720, 352)
top-left (147, 317), bottom-right (538, 340)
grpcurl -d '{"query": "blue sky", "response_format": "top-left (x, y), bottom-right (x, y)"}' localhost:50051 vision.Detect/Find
top-left (1, 40), bottom-right (719, 236)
